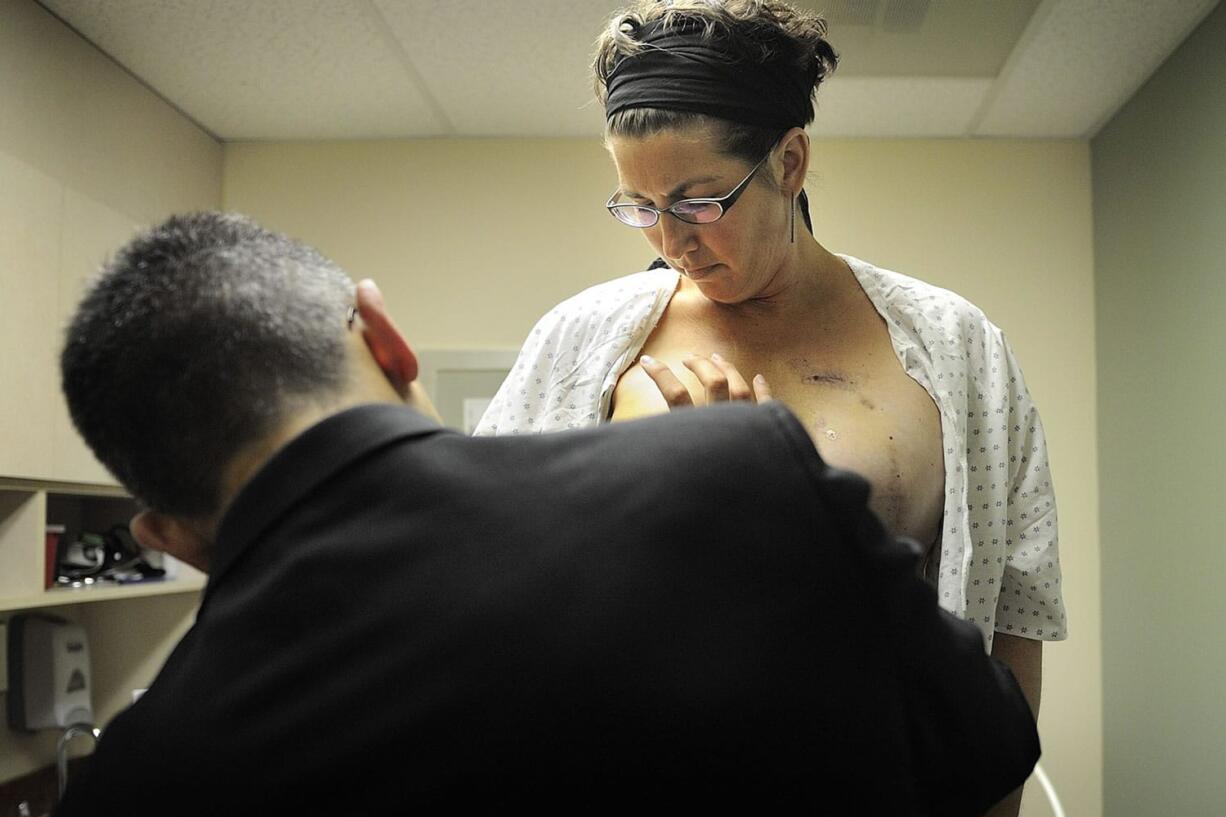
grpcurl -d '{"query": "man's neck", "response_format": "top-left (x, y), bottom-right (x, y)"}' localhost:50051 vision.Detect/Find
top-left (213, 383), bottom-right (440, 533)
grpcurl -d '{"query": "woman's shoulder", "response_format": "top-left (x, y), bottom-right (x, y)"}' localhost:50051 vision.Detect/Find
top-left (840, 254), bottom-right (998, 339)
top-left (526, 266), bottom-right (679, 345)
top-left (546, 267), bottom-right (679, 319)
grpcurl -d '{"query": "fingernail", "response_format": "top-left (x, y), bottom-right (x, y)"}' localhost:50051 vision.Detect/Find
top-left (710, 352), bottom-right (723, 362)
top-left (640, 355), bottom-right (655, 365)
top-left (754, 374), bottom-right (766, 384)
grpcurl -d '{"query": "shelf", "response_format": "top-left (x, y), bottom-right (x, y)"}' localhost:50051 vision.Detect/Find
top-left (0, 575), bottom-right (205, 613)
top-left (0, 477), bottom-right (125, 496)
top-left (0, 478), bottom-right (206, 613)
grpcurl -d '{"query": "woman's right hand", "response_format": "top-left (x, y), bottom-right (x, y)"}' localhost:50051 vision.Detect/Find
top-left (638, 352), bottom-right (773, 409)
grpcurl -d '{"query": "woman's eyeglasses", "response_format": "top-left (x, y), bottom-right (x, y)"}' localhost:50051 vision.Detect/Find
top-left (605, 153), bottom-right (770, 228)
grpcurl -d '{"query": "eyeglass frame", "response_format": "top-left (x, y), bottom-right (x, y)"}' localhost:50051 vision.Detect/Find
top-left (604, 152), bottom-right (772, 228)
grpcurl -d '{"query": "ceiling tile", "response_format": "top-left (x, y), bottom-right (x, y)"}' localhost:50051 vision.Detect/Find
top-left (39, 0), bottom-right (450, 139)
top-left (815, 0), bottom-right (1041, 78)
top-left (974, 0), bottom-right (1221, 138)
top-left (371, 0), bottom-right (618, 137)
top-left (811, 76), bottom-right (993, 137)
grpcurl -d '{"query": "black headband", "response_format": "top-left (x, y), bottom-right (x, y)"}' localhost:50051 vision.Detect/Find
top-left (604, 18), bottom-right (818, 130)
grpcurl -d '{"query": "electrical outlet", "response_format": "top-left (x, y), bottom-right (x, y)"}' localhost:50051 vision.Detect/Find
top-left (0, 622), bottom-right (8, 694)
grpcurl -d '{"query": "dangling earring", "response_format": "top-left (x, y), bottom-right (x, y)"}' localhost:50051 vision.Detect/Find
top-left (789, 194), bottom-right (796, 244)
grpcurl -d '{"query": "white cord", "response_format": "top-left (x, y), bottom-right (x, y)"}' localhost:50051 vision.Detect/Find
top-left (1032, 762), bottom-right (1067, 817)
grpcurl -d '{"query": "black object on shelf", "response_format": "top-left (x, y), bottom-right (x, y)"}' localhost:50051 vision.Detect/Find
top-left (54, 525), bottom-right (166, 586)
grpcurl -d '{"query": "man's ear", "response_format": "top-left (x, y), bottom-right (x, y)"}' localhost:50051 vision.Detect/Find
top-left (130, 510), bottom-right (211, 574)
top-left (355, 279), bottom-right (418, 398)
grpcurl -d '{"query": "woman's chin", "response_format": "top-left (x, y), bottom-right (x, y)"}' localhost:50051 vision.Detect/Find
top-left (679, 264), bottom-right (751, 304)
top-left (692, 282), bottom-right (745, 305)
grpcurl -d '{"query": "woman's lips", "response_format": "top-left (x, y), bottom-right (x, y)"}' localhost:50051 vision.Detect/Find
top-left (684, 263), bottom-right (718, 278)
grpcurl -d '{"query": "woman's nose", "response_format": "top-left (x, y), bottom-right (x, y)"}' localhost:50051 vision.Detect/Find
top-left (655, 214), bottom-right (698, 262)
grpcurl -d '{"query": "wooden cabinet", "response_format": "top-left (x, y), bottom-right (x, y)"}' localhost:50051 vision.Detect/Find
top-left (0, 151), bottom-right (137, 485)
top-left (0, 150), bottom-right (61, 482)
top-left (1, 0), bottom-right (224, 789)
top-left (0, 478), bottom-right (203, 788)
top-left (0, 478), bottom-right (204, 613)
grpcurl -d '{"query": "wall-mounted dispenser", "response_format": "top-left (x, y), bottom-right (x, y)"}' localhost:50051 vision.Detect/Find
top-left (6, 613), bottom-right (101, 798)
top-left (6, 614), bottom-right (94, 731)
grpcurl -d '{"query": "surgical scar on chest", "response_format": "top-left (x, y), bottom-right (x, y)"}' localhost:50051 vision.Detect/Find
top-left (803, 377), bottom-right (878, 413)
top-left (802, 372), bottom-right (854, 389)
top-left (787, 356), bottom-right (855, 388)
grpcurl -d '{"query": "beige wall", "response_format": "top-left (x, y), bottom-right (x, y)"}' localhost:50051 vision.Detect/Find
top-left (0, 0), bottom-right (220, 785)
top-left (223, 139), bottom-right (638, 348)
top-left (1092, 3), bottom-right (1226, 814)
top-left (225, 136), bottom-right (1101, 816)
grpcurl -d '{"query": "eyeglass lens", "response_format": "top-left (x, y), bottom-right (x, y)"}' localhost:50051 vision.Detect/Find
top-left (611, 200), bottom-right (725, 227)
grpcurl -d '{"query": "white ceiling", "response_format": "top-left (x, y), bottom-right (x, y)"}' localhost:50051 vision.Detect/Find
top-left (37, 0), bottom-right (1221, 141)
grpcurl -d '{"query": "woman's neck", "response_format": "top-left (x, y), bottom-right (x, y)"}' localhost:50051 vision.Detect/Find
top-left (708, 234), bottom-right (848, 321)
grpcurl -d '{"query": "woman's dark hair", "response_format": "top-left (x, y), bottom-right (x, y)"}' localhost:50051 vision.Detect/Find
top-left (593, 0), bottom-right (839, 167)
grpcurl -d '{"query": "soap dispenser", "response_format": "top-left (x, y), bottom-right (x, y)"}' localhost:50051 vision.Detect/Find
top-left (6, 614), bottom-right (94, 731)
top-left (6, 614), bottom-right (101, 797)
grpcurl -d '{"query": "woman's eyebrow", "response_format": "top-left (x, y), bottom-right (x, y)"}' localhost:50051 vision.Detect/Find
top-left (622, 175), bottom-right (721, 200)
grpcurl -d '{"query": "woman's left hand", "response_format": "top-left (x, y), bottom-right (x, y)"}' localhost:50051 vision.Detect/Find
top-left (638, 352), bottom-right (773, 409)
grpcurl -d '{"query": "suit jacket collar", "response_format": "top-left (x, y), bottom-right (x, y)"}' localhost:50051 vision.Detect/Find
top-left (207, 403), bottom-right (444, 591)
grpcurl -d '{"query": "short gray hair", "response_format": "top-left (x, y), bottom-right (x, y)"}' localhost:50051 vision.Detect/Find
top-left (61, 212), bottom-right (355, 517)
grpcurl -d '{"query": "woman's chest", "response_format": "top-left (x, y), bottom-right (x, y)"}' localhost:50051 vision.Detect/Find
top-left (610, 308), bottom-right (947, 544)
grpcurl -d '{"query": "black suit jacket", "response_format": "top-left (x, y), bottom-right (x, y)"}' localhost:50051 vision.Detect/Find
top-left (58, 402), bottom-right (1038, 815)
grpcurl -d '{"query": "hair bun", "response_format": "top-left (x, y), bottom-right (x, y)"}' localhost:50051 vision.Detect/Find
top-left (617, 16), bottom-right (641, 37)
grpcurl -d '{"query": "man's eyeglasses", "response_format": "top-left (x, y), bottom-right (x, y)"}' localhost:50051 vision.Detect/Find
top-left (605, 153), bottom-right (770, 228)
